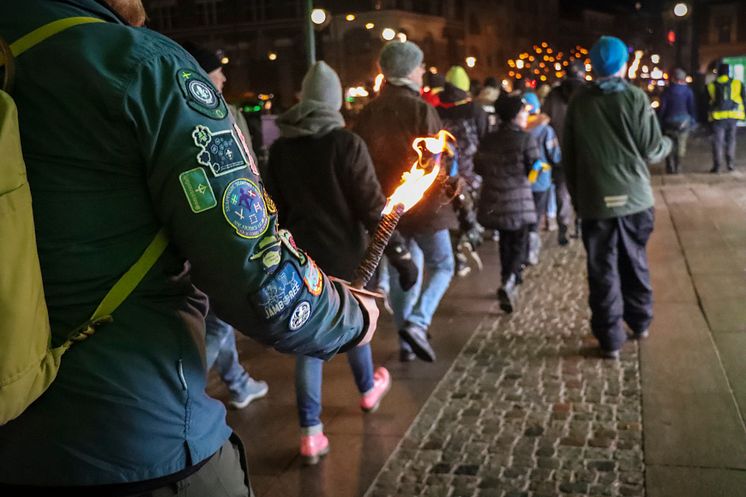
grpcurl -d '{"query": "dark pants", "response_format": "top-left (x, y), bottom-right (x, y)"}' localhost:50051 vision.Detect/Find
top-left (529, 190), bottom-right (550, 232)
top-left (498, 226), bottom-right (528, 284)
top-left (711, 119), bottom-right (738, 171)
top-left (663, 127), bottom-right (690, 174)
top-left (552, 167), bottom-right (574, 230)
top-left (581, 209), bottom-right (654, 352)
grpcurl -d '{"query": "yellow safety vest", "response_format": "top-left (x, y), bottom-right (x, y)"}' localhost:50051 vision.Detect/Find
top-left (708, 75), bottom-right (746, 121)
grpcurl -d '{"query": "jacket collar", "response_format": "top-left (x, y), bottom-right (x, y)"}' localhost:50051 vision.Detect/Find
top-left (52, 0), bottom-right (128, 25)
top-left (381, 82), bottom-right (420, 98)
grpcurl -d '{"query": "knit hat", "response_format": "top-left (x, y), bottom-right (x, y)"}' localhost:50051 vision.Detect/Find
top-left (590, 36), bottom-right (629, 77)
top-left (496, 95), bottom-right (525, 122)
top-left (300, 61), bottom-right (343, 111)
top-left (181, 41), bottom-right (221, 73)
top-left (379, 41), bottom-right (424, 79)
top-left (522, 92), bottom-right (541, 114)
top-left (445, 66), bottom-right (470, 92)
top-left (425, 72), bottom-right (445, 89)
top-left (673, 68), bottom-right (687, 82)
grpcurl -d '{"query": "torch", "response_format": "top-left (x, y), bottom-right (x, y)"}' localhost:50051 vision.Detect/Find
top-left (348, 130), bottom-right (455, 291)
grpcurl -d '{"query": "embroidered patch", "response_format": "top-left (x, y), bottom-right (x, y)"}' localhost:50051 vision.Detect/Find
top-left (252, 262), bottom-right (303, 320)
top-left (250, 235), bottom-right (282, 271)
top-left (177, 68), bottom-right (228, 120)
top-left (303, 259), bottom-right (323, 296)
top-left (263, 189), bottom-right (277, 214)
top-left (277, 229), bottom-right (307, 265)
top-left (262, 250), bottom-right (282, 271)
top-left (222, 179), bottom-right (269, 238)
top-left (179, 167), bottom-right (217, 213)
top-left (289, 301), bottom-right (311, 331)
top-left (233, 123), bottom-right (260, 176)
top-left (192, 125), bottom-right (249, 177)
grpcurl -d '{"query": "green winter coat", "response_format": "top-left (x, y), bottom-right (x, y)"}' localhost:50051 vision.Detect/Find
top-left (0, 0), bottom-right (365, 486)
top-left (563, 77), bottom-right (671, 220)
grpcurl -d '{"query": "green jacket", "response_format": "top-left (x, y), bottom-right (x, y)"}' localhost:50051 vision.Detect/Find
top-left (563, 78), bottom-right (671, 220)
top-left (0, 0), bottom-right (365, 486)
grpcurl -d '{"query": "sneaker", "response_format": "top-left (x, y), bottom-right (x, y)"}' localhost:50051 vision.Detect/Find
top-left (229, 378), bottom-right (269, 409)
top-left (398, 323), bottom-right (436, 362)
top-left (360, 367), bottom-right (391, 413)
top-left (633, 329), bottom-right (649, 339)
top-left (300, 432), bottom-right (330, 465)
top-left (399, 348), bottom-right (416, 362)
top-left (600, 348), bottom-right (620, 360)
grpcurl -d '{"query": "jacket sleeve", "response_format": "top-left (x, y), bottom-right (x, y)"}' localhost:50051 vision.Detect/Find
top-left (475, 104), bottom-right (489, 138)
top-left (422, 101), bottom-right (443, 135)
top-left (337, 133), bottom-right (386, 232)
top-left (634, 89), bottom-right (672, 164)
top-left (123, 53), bottom-right (367, 360)
top-left (562, 101), bottom-right (578, 204)
top-left (523, 134), bottom-right (541, 175)
top-left (686, 88), bottom-right (696, 121)
top-left (544, 126), bottom-right (562, 166)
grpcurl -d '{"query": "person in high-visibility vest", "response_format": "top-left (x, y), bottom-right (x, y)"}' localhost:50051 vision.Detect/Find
top-left (707, 62), bottom-right (746, 172)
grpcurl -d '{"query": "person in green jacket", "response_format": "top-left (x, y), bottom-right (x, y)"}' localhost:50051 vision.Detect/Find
top-left (0, 0), bottom-right (379, 494)
top-left (563, 36), bottom-right (671, 359)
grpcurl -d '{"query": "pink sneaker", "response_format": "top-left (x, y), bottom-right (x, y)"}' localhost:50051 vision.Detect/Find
top-left (360, 367), bottom-right (391, 413)
top-left (300, 432), bottom-right (329, 465)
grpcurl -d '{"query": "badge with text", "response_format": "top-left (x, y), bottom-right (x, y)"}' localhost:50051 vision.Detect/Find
top-left (303, 258), bottom-right (323, 296)
top-left (289, 301), bottom-right (311, 331)
top-left (179, 167), bottom-right (217, 213)
top-left (193, 125), bottom-right (249, 177)
top-left (177, 68), bottom-right (228, 120)
top-left (222, 179), bottom-right (269, 238)
top-left (252, 262), bottom-right (303, 320)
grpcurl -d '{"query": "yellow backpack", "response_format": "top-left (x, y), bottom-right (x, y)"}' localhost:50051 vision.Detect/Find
top-left (0, 18), bottom-right (167, 425)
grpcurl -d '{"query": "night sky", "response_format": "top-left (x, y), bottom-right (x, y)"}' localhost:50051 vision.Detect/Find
top-left (560, 0), bottom-right (665, 15)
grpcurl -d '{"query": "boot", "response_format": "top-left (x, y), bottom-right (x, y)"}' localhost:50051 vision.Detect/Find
top-left (527, 231), bottom-right (541, 266)
top-left (497, 274), bottom-right (519, 313)
top-left (558, 224), bottom-right (569, 246)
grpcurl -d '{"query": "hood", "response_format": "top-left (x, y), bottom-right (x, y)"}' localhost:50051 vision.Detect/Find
top-left (276, 100), bottom-right (345, 138)
top-left (594, 76), bottom-right (628, 94)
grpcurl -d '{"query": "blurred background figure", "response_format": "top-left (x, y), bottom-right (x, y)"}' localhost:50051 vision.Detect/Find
top-left (658, 68), bottom-right (696, 174)
top-left (707, 62), bottom-right (746, 173)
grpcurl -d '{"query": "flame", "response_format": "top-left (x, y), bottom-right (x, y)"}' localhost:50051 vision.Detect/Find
top-left (382, 130), bottom-right (455, 215)
top-left (373, 73), bottom-right (384, 93)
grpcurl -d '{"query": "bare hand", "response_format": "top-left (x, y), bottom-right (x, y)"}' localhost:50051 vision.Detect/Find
top-left (353, 292), bottom-right (379, 347)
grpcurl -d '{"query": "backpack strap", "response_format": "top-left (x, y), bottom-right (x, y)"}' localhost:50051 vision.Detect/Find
top-left (66, 229), bottom-right (170, 344)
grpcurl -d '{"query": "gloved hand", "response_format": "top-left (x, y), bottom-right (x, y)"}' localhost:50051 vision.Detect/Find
top-left (385, 233), bottom-right (419, 291)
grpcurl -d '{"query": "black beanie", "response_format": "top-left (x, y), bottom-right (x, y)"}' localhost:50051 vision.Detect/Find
top-left (181, 41), bottom-right (221, 73)
top-left (496, 94), bottom-right (524, 122)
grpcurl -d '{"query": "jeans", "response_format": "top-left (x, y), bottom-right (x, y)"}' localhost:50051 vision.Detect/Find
top-left (664, 126), bottom-right (690, 173)
top-left (295, 345), bottom-right (374, 428)
top-left (547, 184), bottom-right (557, 218)
top-left (711, 119), bottom-right (738, 170)
top-left (387, 229), bottom-right (455, 333)
top-left (581, 208), bottom-right (655, 352)
top-left (205, 311), bottom-right (251, 399)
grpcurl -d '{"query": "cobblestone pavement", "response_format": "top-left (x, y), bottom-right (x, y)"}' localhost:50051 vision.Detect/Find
top-left (364, 238), bottom-right (645, 497)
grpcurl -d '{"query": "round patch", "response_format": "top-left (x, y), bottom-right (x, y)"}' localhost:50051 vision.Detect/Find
top-left (289, 301), bottom-right (311, 331)
top-left (188, 79), bottom-right (218, 107)
top-left (222, 179), bottom-right (269, 239)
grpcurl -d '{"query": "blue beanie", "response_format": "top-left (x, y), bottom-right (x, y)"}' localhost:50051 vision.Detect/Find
top-left (590, 36), bottom-right (629, 77)
top-left (522, 92), bottom-right (541, 114)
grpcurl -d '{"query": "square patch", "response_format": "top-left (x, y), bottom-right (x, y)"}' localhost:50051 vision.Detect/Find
top-left (179, 167), bottom-right (217, 213)
top-left (252, 262), bottom-right (303, 320)
top-left (192, 124), bottom-right (248, 177)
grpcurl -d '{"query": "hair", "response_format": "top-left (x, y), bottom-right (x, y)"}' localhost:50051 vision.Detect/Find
top-left (673, 68), bottom-right (687, 82)
top-left (104, 0), bottom-right (147, 26)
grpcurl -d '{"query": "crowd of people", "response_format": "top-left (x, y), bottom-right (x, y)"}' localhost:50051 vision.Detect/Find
top-left (0, 0), bottom-right (744, 495)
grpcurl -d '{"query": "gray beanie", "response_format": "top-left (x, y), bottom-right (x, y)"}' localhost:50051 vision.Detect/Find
top-left (379, 41), bottom-right (424, 79)
top-left (300, 61), bottom-right (343, 110)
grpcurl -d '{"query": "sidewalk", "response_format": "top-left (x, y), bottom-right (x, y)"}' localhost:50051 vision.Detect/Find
top-left (210, 175), bottom-right (746, 497)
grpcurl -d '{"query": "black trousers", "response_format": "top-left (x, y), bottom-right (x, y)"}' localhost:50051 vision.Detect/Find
top-left (581, 208), bottom-right (654, 351)
top-left (529, 190), bottom-right (550, 232)
top-left (712, 119), bottom-right (738, 171)
top-left (498, 226), bottom-right (528, 284)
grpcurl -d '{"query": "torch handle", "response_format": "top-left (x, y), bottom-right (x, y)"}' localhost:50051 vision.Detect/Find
top-left (351, 203), bottom-right (405, 289)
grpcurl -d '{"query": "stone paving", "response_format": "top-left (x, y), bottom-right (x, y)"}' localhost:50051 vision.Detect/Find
top-left (364, 238), bottom-right (645, 497)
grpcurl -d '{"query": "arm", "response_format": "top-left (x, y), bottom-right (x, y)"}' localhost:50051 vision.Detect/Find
top-left (562, 101), bottom-right (578, 203)
top-left (125, 54), bottom-right (372, 360)
top-left (545, 126), bottom-right (561, 166)
top-left (523, 134), bottom-right (541, 175)
top-left (633, 89), bottom-right (672, 164)
top-left (686, 87), bottom-right (696, 122)
top-left (337, 133), bottom-right (386, 232)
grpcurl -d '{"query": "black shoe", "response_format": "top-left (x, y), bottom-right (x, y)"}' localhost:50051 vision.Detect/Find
top-left (497, 275), bottom-right (518, 313)
top-left (558, 225), bottom-right (569, 246)
top-left (399, 349), bottom-right (416, 362)
top-left (398, 324), bottom-right (436, 362)
top-left (710, 167), bottom-right (720, 174)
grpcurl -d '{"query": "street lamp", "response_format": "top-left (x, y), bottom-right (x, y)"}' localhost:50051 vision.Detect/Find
top-left (465, 56), bottom-right (476, 68)
top-left (311, 8), bottom-right (327, 25)
top-left (381, 28), bottom-right (396, 41)
top-left (673, 3), bottom-right (688, 17)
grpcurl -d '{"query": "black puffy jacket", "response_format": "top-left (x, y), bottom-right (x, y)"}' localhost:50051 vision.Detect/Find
top-left (475, 123), bottom-right (539, 230)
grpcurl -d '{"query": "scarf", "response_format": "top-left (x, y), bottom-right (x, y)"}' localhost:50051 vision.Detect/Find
top-left (276, 100), bottom-right (345, 138)
top-left (386, 77), bottom-right (422, 95)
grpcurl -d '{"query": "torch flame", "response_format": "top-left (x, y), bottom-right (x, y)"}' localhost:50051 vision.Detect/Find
top-left (382, 130), bottom-right (455, 215)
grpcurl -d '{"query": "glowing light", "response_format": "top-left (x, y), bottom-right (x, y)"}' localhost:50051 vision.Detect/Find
top-left (651, 100), bottom-right (660, 108)
top-left (508, 59), bottom-right (516, 68)
top-left (540, 75), bottom-right (547, 81)
top-left (515, 73), bottom-right (522, 79)
top-left (381, 28), bottom-right (396, 40)
top-left (429, 66), bottom-right (438, 74)
top-left (555, 62), bottom-right (562, 71)
top-left (509, 71), bottom-right (515, 77)
top-left (628, 50), bottom-right (643, 79)
top-left (311, 8), bottom-right (326, 25)
top-left (365, 22), bottom-right (375, 29)
top-left (345, 13), bottom-right (356, 21)
top-left (383, 130), bottom-right (455, 215)
top-left (267, 52), bottom-right (277, 61)
top-left (373, 73), bottom-right (384, 93)
top-left (685, 76), bottom-right (693, 83)
top-left (585, 63), bottom-right (592, 72)
top-left (465, 56), bottom-right (476, 68)
top-left (220, 56), bottom-right (229, 65)
top-left (346, 86), bottom-right (369, 98)
top-left (516, 59), bottom-right (525, 69)
top-left (529, 56), bottom-right (535, 62)
top-left (585, 74), bottom-right (592, 81)
top-left (397, 32), bottom-right (407, 42)
top-left (674, 2), bottom-right (688, 17)
top-left (651, 54), bottom-right (660, 64)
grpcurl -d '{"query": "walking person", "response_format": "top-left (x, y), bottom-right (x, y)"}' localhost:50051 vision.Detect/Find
top-left (543, 60), bottom-right (586, 244)
top-left (707, 62), bottom-right (745, 173)
top-left (264, 62), bottom-right (416, 464)
top-left (355, 41), bottom-right (458, 363)
top-left (658, 68), bottom-right (696, 174)
top-left (563, 36), bottom-right (671, 359)
top-left (476, 95), bottom-right (539, 313)
top-left (0, 1), bottom-right (380, 493)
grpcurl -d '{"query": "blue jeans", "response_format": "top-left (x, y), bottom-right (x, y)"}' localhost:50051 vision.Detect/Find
top-left (547, 184), bottom-right (557, 218)
top-left (295, 345), bottom-right (374, 428)
top-left (205, 311), bottom-right (251, 398)
top-left (388, 229), bottom-right (455, 335)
